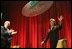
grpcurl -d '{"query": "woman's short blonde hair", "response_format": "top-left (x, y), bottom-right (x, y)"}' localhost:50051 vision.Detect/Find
top-left (50, 18), bottom-right (55, 22)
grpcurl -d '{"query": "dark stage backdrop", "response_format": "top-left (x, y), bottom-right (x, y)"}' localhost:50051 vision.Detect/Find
top-left (1, 1), bottom-right (71, 48)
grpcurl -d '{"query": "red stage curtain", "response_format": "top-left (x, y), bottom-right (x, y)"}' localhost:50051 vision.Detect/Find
top-left (5, 1), bottom-right (71, 48)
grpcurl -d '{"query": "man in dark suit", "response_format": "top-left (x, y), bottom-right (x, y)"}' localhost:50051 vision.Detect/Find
top-left (41, 16), bottom-right (63, 48)
top-left (1, 21), bottom-right (17, 48)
